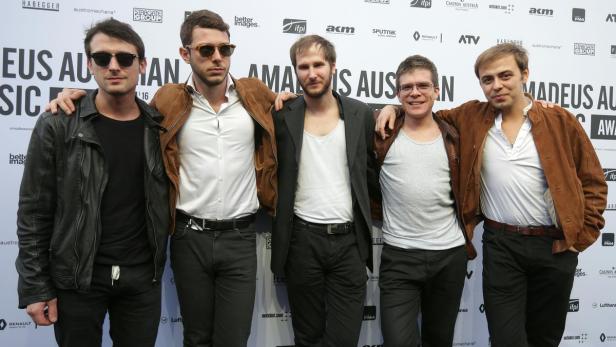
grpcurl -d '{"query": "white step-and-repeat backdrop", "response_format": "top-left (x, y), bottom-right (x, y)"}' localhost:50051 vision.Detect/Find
top-left (1, 0), bottom-right (615, 346)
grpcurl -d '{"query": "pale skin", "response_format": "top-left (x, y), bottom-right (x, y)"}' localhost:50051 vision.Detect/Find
top-left (375, 54), bottom-right (575, 251)
top-left (28, 33), bottom-right (146, 326)
top-left (295, 44), bottom-right (339, 135)
top-left (46, 28), bottom-right (294, 114)
top-left (397, 69), bottom-right (441, 142)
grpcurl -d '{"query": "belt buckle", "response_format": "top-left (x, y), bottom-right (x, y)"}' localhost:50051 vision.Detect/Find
top-left (326, 224), bottom-right (335, 235)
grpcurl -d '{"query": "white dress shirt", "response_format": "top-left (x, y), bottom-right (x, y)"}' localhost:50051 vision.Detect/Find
top-left (480, 102), bottom-right (553, 226)
top-left (175, 77), bottom-right (259, 219)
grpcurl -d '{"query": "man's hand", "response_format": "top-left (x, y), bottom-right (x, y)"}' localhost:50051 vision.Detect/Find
top-left (274, 91), bottom-right (298, 111)
top-left (45, 89), bottom-right (87, 115)
top-left (568, 246), bottom-right (579, 253)
top-left (26, 298), bottom-right (58, 326)
top-left (375, 105), bottom-right (398, 139)
top-left (535, 100), bottom-right (555, 109)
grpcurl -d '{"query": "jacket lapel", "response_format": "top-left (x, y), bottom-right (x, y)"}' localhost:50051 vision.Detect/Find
top-left (341, 97), bottom-right (360, 170)
top-left (284, 97), bottom-right (306, 164)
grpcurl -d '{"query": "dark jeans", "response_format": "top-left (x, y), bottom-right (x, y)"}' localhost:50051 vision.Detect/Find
top-left (482, 226), bottom-right (578, 347)
top-left (284, 218), bottom-right (367, 347)
top-left (54, 263), bottom-right (161, 347)
top-left (170, 217), bottom-right (257, 347)
top-left (379, 243), bottom-right (467, 347)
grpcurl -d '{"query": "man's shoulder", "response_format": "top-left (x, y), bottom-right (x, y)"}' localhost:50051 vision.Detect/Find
top-left (154, 83), bottom-right (190, 99)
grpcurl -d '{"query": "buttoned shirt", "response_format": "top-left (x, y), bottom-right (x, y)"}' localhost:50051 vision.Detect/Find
top-left (175, 77), bottom-right (258, 219)
top-left (480, 101), bottom-right (553, 226)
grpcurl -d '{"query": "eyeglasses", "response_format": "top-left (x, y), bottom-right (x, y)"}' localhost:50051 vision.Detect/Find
top-left (185, 43), bottom-right (236, 58)
top-left (398, 82), bottom-right (434, 94)
top-left (89, 52), bottom-right (139, 68)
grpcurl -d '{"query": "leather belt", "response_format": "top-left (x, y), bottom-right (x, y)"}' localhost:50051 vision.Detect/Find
top-left (176, 210), bottom-right (255, 231)
top-left (484, 218), bottom-right (564, 239)
top-left (294, 215), bottom-right (354, 235)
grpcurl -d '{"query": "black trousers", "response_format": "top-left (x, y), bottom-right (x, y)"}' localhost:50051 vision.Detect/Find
top-left (379, 243), bottom-right (467, 347)
top-left (170, 217), bottom-right (257, 347)
top-left (482, 226), bottom-right (578, 347)
top-left (284, 219), bottom-right (367, 347)
top-left (54, 263), bottom-right (161, 347)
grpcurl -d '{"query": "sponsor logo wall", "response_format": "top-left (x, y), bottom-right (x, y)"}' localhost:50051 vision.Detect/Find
top-left (0, 1), bottom-right (614, 346)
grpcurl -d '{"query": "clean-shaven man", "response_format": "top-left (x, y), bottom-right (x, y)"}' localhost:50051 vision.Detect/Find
top-left (377, 43), bottom-right (607, 347)
top-left (16, 18), bottom-right (169, 347)
top-left (373, 55), bottom-right (474, 347)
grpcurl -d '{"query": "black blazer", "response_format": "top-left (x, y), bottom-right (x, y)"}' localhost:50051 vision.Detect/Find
top-left (270, 92), bottom-right (376, 276)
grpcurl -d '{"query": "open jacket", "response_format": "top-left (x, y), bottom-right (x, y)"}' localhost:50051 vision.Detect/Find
top-left (150, 77), bottom-right (277, 230)
top-left (271, 92), bottom-right (377, 276)
top-left (437, 100), bottom-right (607, 253)
top-left (16, 92), bottom-right (170, 308)
top-left (372, 110), bottom-right (477, 259)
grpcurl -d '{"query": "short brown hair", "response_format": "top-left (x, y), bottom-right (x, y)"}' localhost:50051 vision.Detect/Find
top-left (180, 10), bottom-right (230, 46)
top-left (395, 55), bottom-right (439, 91)
top-left (84, 18), bottom-right (145, 60)
top-left (289, 35), bottom-right (336, 68)
top-left (474, 43), bottom-right (528, 78)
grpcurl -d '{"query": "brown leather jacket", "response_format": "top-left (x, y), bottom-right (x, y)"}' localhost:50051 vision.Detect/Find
top-left (372, 110), bottom-right (477, 259)
top-left (150, 77), bottom-right (277, 231)
top-left (437, 100), bottom-right (607, 253)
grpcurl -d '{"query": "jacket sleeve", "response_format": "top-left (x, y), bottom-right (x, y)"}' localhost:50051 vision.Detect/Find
top-left (569, 116), bottom-right (607, 251)
top-left (15, 115), bottom-right (58, 308)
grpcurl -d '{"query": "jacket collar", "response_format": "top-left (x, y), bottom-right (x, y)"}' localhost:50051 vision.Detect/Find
top-left (78, 89), bottom-right (164, 128)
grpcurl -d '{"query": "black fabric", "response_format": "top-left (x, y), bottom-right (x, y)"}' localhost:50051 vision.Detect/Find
top-left (54, 263), bottom-right (161, 347)
top-left (379, 244), bottom-right (467, 347)
top-left (16, 90), bottom-right (169, 308)
top-left (284, 219), bottom-right (367, 347)
top-left (482, 226), bottom-right (578, 347)
top-left (271, 91), bottom-right (377, 276)
top-left (92, 114), bottom-right (151, 266)
top-left (170, 217), bottom-right (257, 347)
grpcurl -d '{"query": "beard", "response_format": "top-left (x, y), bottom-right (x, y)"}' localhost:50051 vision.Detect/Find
top-left (300, 74), bottom-right (333, 99)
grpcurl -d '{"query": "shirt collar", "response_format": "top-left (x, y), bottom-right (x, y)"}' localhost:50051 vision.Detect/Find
top-left (186, 74), bottom-right (235, 99)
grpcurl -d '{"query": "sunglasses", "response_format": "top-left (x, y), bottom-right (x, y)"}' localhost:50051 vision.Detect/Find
top-left (89, 52), bottom-right (139, 68)
top-left (185, 43), bottom-right (236, 58)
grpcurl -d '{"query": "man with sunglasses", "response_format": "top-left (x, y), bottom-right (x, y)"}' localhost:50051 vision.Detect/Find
top-left (47, 10), bottom-right (289, 347)
top-left (372, 55), bottom-right (474, 347)
top-left (149, 10), bottom-right (278, 347)
top-left (16, 18), bottom-right (169, 347)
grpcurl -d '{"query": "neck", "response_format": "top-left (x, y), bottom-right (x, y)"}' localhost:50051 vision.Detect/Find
top-left (95, 90), bottom-right (139, 120)
top-left (304, 90), bottom-right (336, 114)
top-left (501, 96), bottom-right (530, 121)
top-left (193, 74), bottom-right (228, 106)
top-left (403, 112), bottom-right (436, 130)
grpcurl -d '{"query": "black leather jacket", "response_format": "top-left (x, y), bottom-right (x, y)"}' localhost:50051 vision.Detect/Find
top-left (16, 91), bottom-right (170, 308)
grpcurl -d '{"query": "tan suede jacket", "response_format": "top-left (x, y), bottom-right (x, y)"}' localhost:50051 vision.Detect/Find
top-left (150, 77), bottom-right (277, 230)
top-left (372, 111), bottom-right (477, 259)
top-left (437, 100), bottom-right (607, 253)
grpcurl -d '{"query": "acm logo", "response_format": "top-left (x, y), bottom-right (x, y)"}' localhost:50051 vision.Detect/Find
top-left (529, 8), bottom-right (554, 16)
top-left (326, 25), bottom-right (355, 35)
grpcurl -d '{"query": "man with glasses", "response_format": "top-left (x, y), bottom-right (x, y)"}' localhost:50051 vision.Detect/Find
top-left (372, 55), bottom-right (475, 347)
top-left (16, 18), bottom-right (169, 347)
top-left (48, 10), bottom-right (285, 347)
top-left (377, 44), bottom-right (607, 347)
